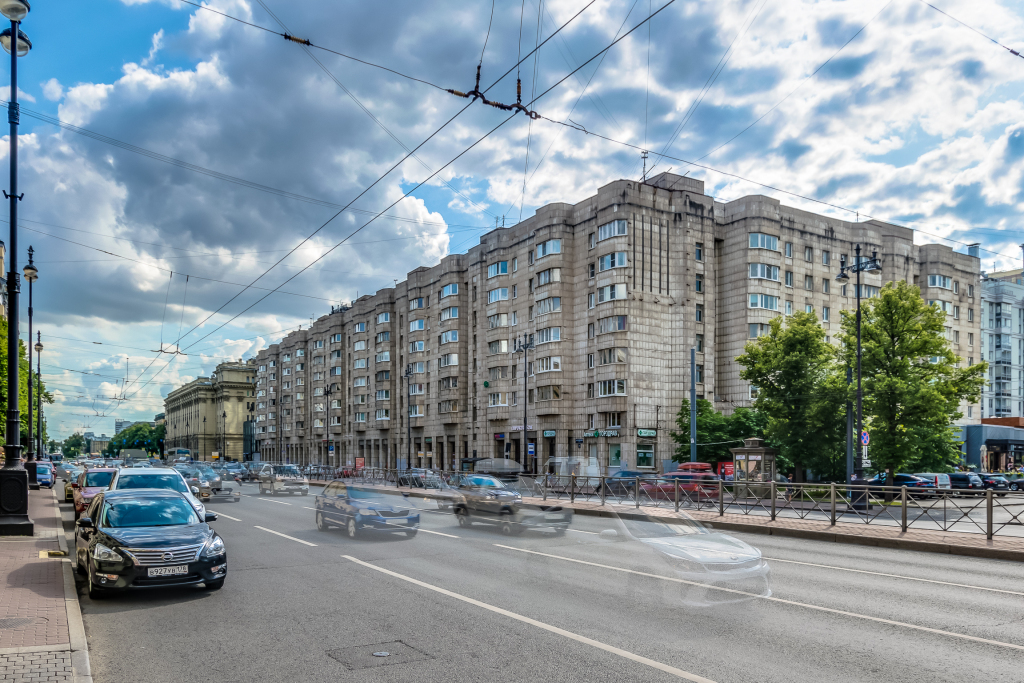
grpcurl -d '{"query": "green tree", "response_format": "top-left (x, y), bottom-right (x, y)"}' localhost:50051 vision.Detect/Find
top-left (62, 433), bottom-right (86, 458)
top-left (108, 423), bottom-right (163, 456)
top-left (671, 398), bottom-right (766, 464)
top-left (840, 281), bottom-right (986, 490)
top-left (737, 312), bottom-right (846, 481)
top-left (0, 319), bottom-right (55, 445)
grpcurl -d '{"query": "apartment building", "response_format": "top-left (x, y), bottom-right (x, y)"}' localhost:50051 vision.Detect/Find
top-left (979, 261), bottom-right (1024, 419)
top-left (164, 360), bottom-right (257, 461)
top-left (250, 172), bottom-right (982, 475)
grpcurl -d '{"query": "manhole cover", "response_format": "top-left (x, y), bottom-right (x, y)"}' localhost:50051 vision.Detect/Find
top-left (327, 641), bottom-right (430, 671)
top-left (0, 618), bottom-right (34, 629)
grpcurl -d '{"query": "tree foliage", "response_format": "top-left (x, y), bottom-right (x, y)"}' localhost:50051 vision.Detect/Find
top-left (106, 423), bottom-right (165, 456)
top-left (0, 318), bottom-right (55, 445)
top-left (62, 433), bottom-right (86, 458)
top-left (671, 398), bottom-right (766, 464)
top-left (737, 312), bottom-right (847, 480)
top-left (839, 280), bottom-right (986, 479)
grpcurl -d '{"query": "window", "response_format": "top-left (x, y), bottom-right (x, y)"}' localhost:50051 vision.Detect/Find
top-left (440, 330), bottom-right (458, 344)
top-left (804, 275), bottom-right (814, 291)
top-left (748, 233), bottom-right (779, 250)
top-left (354, 394), bottom-right (367, 405)
top-left (439, 353), bottom-right (459, 367)
top-left (376, 390), bottom-right (390, 401)
top-left (749, 323), bottom-right (770, 338)
top-left (535, 385), bottom-right (562, 401)
top-left (823, 306), bottom-right (830, 322)
top-left (269, 360), bottom-right (276, 368)
top-left (695, 243), bottom-right (703, 261)
top-left (749, 263), bottom-right (780, 281)
top-left (438, 400), bottom-right (459, 413)
top-left (407, 382), bottom-right (425, 395)
top-left (536, 239), bottom-right (562, 258)
top-left (354, 358), bottom-right (367, 369)
top-left (296, 349), bottom-right (305, 357)
top-left (822, 279), bottom-right (830, 294)
top-left (696, 334), bottom-right (704, 352)
top-left (968, 284), bottom-right (974, 298)
top-left (409, 319), bottom-right (425, 331)
top-left (535, 297), bottom-right (561, 315)
top-left (589, 233), bottom-right (596, 249)
top-left (588, 323), bottom-right (595, 338)
top-left (488, 313), bottom-right (509, 328)
top-left (841, 284), bottom-right (847, 296)
top-left (695, 275), bottom-right (703, 293)
top-left (354, 322), bottom-right (366, 333)
top-left (488, 392), bottom-right (508, 407)
top-left (488, 287), bottom-right (509, 303)
top-left (598, 284), bottom-right (627, 303)
top-left (512, 285), bottom-right (517, 298)
top-left (695, 365), bottom-right (704, 383)
top-left (588, 293), bottom-right (595, 309)
top-left (534, 356), bottom-right (561, 373)
top-left (331, 333), bottom-right (343, 343)
top-left (598, 220), bottom-right (628, 241)
top-left (928, 300), bottom-right (952, 315)
top-left (355, 412), bottom-right (367, 422)
top-left (295, 363), bottom-right (304, 371)
top-left (283, 354), bottom-right (291, 362)
top-left (512, 257), bottom-right (518, 271)
top-left (953, 305), bottom-right (960, 320)
top-left (806, 304), bottom-right (814, 314)
top-left (408, 404), bottom-right (424, 417)
top-left (696, 304), bottom-right (704, 322)
top-left (928, 274), bottom-right (952, 289)
top-left (749, 294), bottom-right (779, 310)
top-left (855, 285), bottom-right (880, 298)
top-left (409, 341), bottom-right (425, 353)
top-left (528, 250), bottom-right (534, 265)
top-left (331, 366), bottom-right (343, 376)
top-left (598, 316), bottom-right (627, 334)
top-left (488, 340), bottom-right (509, 354)
top-left (375, 409), bottom-right (390, 421)
top-left (376, 312), bottom-right (391, 324)
top-left (605, 412), bottom-right (622, 428)
top-left (804, 246), bottom-right (813, 262)
top-left (283, 368), bottom-right (292, 376)
top-left (785, 271), bottom-right (793, 287)
top-left (968, 308), bottom-right (974, 322)
top-left (786, 300), bottom-right (793, 315)
top-left (440, 283), bottom-right (459, 298)
top-left (536, 327), bottom-right (561, 344)
top-left (587, 353), bottom-right (594, 369)
top-left (969, 333), bottom-right (974, 346)
top-left (375, 351), bottom-right (390, 363)
top-left (410, 297), bottom-right (424, 310)
top-left (332, 349), bottom-right (343, 359)
top-left (259, 365), bottom-right (267, 372)
top-left (822, 250), bottom-right (831, 266)
top-left (785, 242), bottom-right (793, 258)
top-left (376, 332), bottom-right (391, 343)
top-left (354, 377), bottom-right (367, 387)
top-left (598, 252), bottom-right (627, 271)
top-left (440, 306), bottom-right (458, 321)
top-left (411, 361), bottom-right (425, 374)
top-left (537, 268), bottom-right (561, 286)
top-left (598, 347), bottom-right (627, 364)
top-left (589, 263), bottom-right (596, 278)
top-left (598, 379), bottom-right (627, 396)
top-left (488, 366), bottom-right (509, 380)
top-left (954, 330), bottom-right (960, 343)
top-left (487, 262), bottom-right (508, 278)
top-left (587, 383), bottom-right (594, 398)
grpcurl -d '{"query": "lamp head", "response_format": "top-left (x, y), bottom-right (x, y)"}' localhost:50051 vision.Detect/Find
top-left (23, 261), bottom-right (37, 282)
top-left (34, 340), bottom-right (41, 353)
top-left (835, 270), bottom-right (850, 282)
top-left (0, 26), bottom-right (30, 56)
top-left (0, 0), bottom-right (30, 23)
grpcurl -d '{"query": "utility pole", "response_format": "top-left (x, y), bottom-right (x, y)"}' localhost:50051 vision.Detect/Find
top-left (690, 347), bottom-right (696, 462)
top-left (404, 364), bottom-right (413, 472)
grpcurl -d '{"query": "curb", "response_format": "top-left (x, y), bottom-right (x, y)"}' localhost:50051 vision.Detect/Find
top-left (51, 487), bottom-right (93, 683)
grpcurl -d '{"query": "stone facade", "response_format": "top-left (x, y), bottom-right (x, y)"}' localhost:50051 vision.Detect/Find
top-left (164, 361), bottom-right (256, 461)
top-left (249, 172), bottom-right (982, 474)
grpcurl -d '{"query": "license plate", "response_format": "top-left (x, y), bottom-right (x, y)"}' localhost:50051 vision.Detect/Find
top-left (148, 565), bottom-right (188, 577)
top-left (387, 518), bottom-right (409, 525)
top-left (544, 513), bottom-right (564, 521)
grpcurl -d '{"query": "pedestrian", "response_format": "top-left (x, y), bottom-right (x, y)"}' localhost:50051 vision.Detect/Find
top-left (785, 474), bottom-right (795, 502)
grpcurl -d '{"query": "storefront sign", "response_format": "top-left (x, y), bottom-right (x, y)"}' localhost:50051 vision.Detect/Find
top-left (510, 425), bottom-right (534, 431)
top-left (494, 433), bottom-right (505, 440)
top-left (355, 457), bottom-right (365, 469)
top-left (585, 429), bottom-right (620, 438)
top-left (543, 430), bottom-right (557, 437)
top-left (424, 437), bottom-right (432, 443)
top-left (637, 429), bottom-right (657, 437)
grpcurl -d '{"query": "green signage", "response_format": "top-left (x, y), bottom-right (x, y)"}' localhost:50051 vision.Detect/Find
top-left (637, 429), bottom-right (657, 437)
top-left (543, 430), bottom-right (556, 437)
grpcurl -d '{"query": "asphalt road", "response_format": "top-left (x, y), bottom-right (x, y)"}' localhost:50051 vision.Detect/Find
top-left (61, 482), bottom-right (1024, 683)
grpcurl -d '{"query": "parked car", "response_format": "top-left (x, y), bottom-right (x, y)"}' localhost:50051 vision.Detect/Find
top-left (63, 466), bottom-right (84, 502)
top-left (257, 464), bottom-right (309, 496)
top-left (74, 489), bottom-right (225, 599)
top-left (72, 468), bottom-right (117, 519)
top-left (641, 471), bottom-right (720, 501)
top-left (913, 473), bottom-right (952, 493)
top-left (980, 474), bottom-right (1010, 496)
top-left (106, 467), bottom-right (208, 517)
top-left (315, 481), bottom-right (419, 538)
top-left (1009, 477), bottom-right (1023, 492)
top-left (948, 472), bottom-right (986, 496)
top-left (862, 473), bottom-right (936, 493)
top-left (452, 473), bottom-right (572, 535)
top-left (35, 462), bottom-right (55, 489)
top-left (599, 470), bottom-right (657, 495)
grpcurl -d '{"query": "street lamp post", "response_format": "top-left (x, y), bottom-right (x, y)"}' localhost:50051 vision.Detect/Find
top-left (323, 383), bottom-right (333, 468)
top-left (34, 332), bottom-right (41, 459)
top-left (835, 244), bottom-right (881, 484)
top-left (515, 334), bottom-right (534, 472)
top-left (23, 245), bottom-right (36, 488)
top-left (403, 364), bottom-right (412, 473)
top-left (0, 0), bottom-right (33, 536)
top-left (202, 415), bottom-right (206, 461)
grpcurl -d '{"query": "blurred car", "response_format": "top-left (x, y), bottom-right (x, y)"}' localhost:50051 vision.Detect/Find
top-left (257, 464), bottom-right (309, 496)
top-left (862, 473), bottom-right (936, 493)
top-left (34, 462), bottom-right (55, 489)
top-left (72, 468), bottom-right (117, 519)
top-left (1009, 477), bottom-right (1023, 492)
top-left (178, 466), bottom-right (240, 502)
top-left (63, 466), bottom-right (84, 502)
top-left (980, 475), bottom-right (1010, 496)
top-left (106, 467), bottom-right (207, 517)
top-left (948, 472), bottom-right (986, 496)
top-left (641, 472), bottom-right (720, 501)
top-left (130, 461), bottom-right (153, 468)
top-left (218, 462), bottom-right (247, 481)
top-left (73, 489), bottom-right (225, 599)
top-left (315, 481), bottom-right (420, 538)
top-left (451, 473), bottom-right (571, 535)
top-left (598, 470), bottom-right (657, 495)
top-left (914, 473), bottom-right (952, 493)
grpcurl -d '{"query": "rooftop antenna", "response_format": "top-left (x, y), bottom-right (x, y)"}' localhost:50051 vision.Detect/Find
top-left (641, 151), bottom-right (649, 182)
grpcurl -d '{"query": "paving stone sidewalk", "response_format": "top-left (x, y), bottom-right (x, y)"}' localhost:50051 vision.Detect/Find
top-left (0, 486), bottom-right (91, 682)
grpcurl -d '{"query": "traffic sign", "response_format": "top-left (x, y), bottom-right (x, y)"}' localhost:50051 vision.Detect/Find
top-left (860, 431), bottom-right (870, 446)
top-left (527, 443), bottom-right (535, 456)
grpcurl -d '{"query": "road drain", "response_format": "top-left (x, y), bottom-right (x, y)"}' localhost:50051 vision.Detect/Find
top-left (328, 641), bottom-right (430, 670)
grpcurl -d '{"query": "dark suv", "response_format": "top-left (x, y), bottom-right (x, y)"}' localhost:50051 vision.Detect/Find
top-left (451, 474), bottom-right (571, 535)
top-left (948, 472), bottom-right (985, 496)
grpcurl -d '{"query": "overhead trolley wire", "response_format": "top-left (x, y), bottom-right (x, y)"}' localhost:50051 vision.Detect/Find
top-left (915, 0), bottom-right (1024, 60)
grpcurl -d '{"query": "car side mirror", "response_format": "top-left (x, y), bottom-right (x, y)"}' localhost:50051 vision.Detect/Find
top-left (71, 483), bottom-right (79, 489)
top-left (191, 486), bottom-right (200, 495)
top-left (77, 517), bottom-right (94, 528)
top-left (204, 512), bottom-right (218, 523)
top-left (599, 529), bottom-right (618, 538)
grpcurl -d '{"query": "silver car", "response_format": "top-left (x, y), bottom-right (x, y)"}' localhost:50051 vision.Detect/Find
top-left (106, 467), bottom-right (208, 519)
top-left (257, 464), bottom-right (309, 496)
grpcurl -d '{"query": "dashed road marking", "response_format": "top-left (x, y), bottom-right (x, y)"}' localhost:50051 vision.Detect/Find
top-left (254, 526), bottom-right (317, 546)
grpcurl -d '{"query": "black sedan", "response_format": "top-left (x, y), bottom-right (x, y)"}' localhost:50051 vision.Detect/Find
top-left (74, 489), bottom-right (225, 599)
top-left (980, 475), bottom-right (1010, 496)
top-left (315, 480), bottom-right (420, 538)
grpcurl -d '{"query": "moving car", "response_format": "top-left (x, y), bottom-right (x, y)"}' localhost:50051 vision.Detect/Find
top-left (948, 472), bottom-right (986, 496)
top-left (63, 466), bottom-right (84, 502)
top-left (913, 473), bottom-right (952, 493)
top-left (862, 473), bottom-right (936, 493)
top-left (599, 470), bottom-right (657, 495)
top-left (74, 489), bottom-right (225, 599)
top-left (641, 471), bottom-right (720, 501)
top-left (315, 481), bottom-right (419, 538)
top-left (72, 468), bottom-right (117, 519)
top-left (451, 473), bottom-right (572, 535)
top-left (257, 464), bottom-right (309, 496)
top-left (35, 462), bottom-right (55, 489)
top-left (106, 468), bottom-right (207, 517)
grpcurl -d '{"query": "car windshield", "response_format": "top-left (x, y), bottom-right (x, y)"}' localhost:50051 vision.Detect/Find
top-left (84, 472), bottom-right (114, 487)
top-left (347, 486), bottom-right (387, 500)
top-left (115, 473), bottom-right (188, 494)
top-left (273, 466), bottom-right (302, 477)
top-left (197, 467), bottom-right (218, 479)
top-left (465, 475), bottom-right (505, 489)
top-left (100, 497), bottom-right (199, 528)
top-left (621, 516), bottom-right (707, 539)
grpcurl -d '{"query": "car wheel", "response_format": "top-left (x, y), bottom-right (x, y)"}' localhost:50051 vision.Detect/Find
top-left (1010, 483), bottom-right (1020, 491)
top-left (405, 529), bottom-right (418, 539)
top-left (500, 521), bottom-right (515, 536)
top-left (456, 509), bottom-right (470, 527)
top-left (204, 579), bottom-right (225, 590)
top-left (87, 572), bottom-right (105, 600)
top-left (316, 512), bottom-right (326, 531)
top-left (301, 491), bottom-right (308, 496)
top-left (74, 548), bottom-right (85, 576)
top-left (347, 518), bottom-right (358, 538)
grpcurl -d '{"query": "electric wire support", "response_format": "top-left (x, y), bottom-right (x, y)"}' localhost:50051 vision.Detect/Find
top-left (447, 65), bottom-right (540, 119)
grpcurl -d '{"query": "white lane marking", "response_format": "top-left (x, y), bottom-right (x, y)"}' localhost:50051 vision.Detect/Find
top-left (303, 506), bottom-right (317, 511)
top-left (763, 557), bottom-right (1024, 598)
top-left (254, 526), bottom-right (317, 546)
top-left (342, 555), bottom-right (715, 682)
top-left (252, 498), bottom-right (292, 506)
top-left (417, 528), bottom-right (460, 539)
top-left (213, 512), bottom-right (242, 521)
top-left (567, 529), bottom-right (598, 535)
top-left (494, 545), bottom-right (1024, 652)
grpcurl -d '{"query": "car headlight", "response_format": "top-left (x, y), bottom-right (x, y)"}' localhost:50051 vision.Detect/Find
top-left (357, 508), bottom-right (376, 516)
top-left (202, 535), bottom-right (226, 558)
top-left (92, 543), bottom-right (122, 562)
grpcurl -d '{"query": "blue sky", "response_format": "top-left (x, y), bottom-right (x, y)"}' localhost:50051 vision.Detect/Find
top-left (7, 0), bottom-right (1024, 438)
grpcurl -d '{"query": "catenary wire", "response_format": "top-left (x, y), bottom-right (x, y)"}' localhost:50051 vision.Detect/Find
top-left (915, 0), bottom-right (1024, 60)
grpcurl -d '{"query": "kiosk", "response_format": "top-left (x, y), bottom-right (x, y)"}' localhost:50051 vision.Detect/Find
top-left (730, 437), bottom-right (777, 499)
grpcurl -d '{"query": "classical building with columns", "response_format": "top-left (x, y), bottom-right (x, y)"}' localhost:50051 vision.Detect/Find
top-left (244, 172), bottom-right (981, 474)
top-left (164, 360), bottom-right (256, 461)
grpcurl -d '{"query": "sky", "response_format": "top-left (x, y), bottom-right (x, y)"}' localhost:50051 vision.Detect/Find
top-left (7, 0), bottom-right (1023, 440)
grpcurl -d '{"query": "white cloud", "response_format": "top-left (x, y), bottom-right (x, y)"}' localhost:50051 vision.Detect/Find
top-left (41, 78), bottom-right (63, 101)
